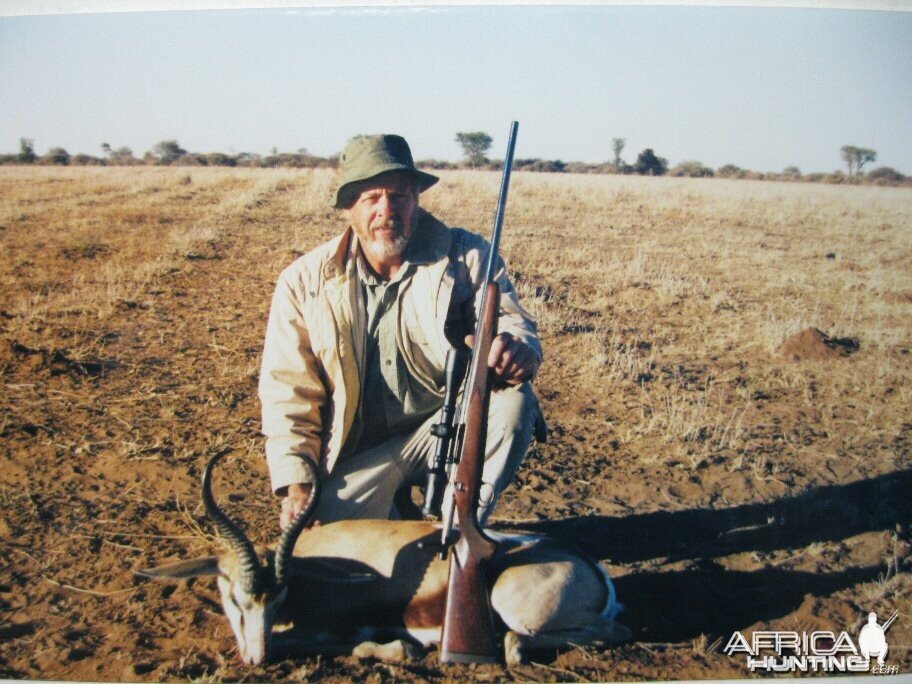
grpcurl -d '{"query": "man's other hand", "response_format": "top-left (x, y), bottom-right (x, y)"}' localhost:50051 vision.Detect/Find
top-left (487, 333), bottom-right (538, 386)
top-left (463, 333), bottom-right (538, 386)
top-left (280, 482), bottom-right (314, 530)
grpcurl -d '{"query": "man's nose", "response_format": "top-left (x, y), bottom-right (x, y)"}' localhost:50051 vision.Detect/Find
top-left (375, 193), bottom-right (395, 217)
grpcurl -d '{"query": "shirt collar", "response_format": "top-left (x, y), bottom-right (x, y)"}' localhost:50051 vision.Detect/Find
top-left (355, 248), bottom-right (414, 287)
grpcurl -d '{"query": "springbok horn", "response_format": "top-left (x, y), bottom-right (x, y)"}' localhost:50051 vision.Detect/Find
top-left (274, 457), bottom-right (321, 588)
top-left (201, 451), bottom-right (262, 594)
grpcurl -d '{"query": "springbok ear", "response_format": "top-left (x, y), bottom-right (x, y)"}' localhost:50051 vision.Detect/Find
top-left (285, 557), bottom-right (381, 584)
top-left (135, 557), bottom-right (222, 581)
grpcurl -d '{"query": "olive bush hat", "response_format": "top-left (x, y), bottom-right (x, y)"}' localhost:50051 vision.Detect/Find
top-left (333, 134), bottom-right (439, 209)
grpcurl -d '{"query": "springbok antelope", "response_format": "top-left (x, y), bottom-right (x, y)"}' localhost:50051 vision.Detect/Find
top-left (137, 453), bottom-right (625, 666)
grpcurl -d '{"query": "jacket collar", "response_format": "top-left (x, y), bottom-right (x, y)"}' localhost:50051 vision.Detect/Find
top-left (320, 208), bottom-right (452, 283)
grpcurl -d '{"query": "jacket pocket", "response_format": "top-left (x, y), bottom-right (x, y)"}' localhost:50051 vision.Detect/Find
top-left (405, 322), bottom-right (431, 348)
top-left (305, 300), bottom-right (337, 356)
top-left (403, 322), bottom-right (445, 388)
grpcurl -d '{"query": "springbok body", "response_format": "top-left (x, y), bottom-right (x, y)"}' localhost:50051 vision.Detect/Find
top-left (138, 455), bottom-right (624, 665)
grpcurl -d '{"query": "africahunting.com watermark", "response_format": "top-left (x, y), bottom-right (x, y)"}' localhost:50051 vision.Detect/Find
top-left (724, 610), bottom-right (900, 675)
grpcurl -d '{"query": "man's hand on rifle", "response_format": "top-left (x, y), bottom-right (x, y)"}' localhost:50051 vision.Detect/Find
top-left (465, 332), bottom-right (538, 386)
top-left (280, 482), bottom-right (315, 530)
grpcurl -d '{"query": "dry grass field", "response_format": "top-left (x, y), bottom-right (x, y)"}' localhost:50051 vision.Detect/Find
top-left (1, 166), bottom-right (910, 681)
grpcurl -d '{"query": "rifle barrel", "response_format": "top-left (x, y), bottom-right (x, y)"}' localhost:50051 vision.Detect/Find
top-left (483, 120), bottom-right (519, 284)
top-left (460, 121), bottom-right (519, 423)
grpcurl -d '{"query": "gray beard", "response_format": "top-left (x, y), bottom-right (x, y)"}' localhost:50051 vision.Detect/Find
top-left (365, 232), bottom-right (409, 261)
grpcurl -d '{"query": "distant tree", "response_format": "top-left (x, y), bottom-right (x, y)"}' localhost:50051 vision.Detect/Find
top-left (633, 148), bottom-right (668, 176)
top-left (73, 154), bottom-right (104, 166)
top-left (563, 161), bottom-right (594, 174)
top-left (455, 131), bottom-right (493, 167)
top-left (867, 166), bottom-right (904, 184)
top-left (112, 146), bottom-right (135, 164)
top-left (235, 152), bottom-right (261, 167)
top-left (612, 138), bottom-right (626, 170)
top-left (669, 160), bottom-right (713, 178)
top-left (418, 158), bottom-right (457, 171)
top-left (18, 138), bottom-right (37, 164)
top-left (717, 164), bottom-right (746, 179)
top-left (840, 145), bottom-right (876, 177)
top-left (46, 147), bottom-right (70, 165)
top-left (782, 166), bottom-right (802, 179)
top-left (207, 152), bottom-right (237, 167)
top-left (263, 147), bottom-right (281, 168)
top-left (153, 139), bottom-right (187, 165)
top-left (530, 159), bottom-right (567, 173)
top-left (101, 142), bottom-right (112, 158)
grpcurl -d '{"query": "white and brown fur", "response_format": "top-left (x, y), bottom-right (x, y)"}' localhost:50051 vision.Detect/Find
top-left (138, 456), bottom-right (625, 666)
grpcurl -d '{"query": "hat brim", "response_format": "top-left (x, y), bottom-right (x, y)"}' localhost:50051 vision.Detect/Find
top-left (333, 166), bottom-right (439, 209)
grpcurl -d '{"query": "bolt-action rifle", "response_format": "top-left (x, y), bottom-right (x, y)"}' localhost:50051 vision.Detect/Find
top-left (421, 122), bottom-right (519, 664)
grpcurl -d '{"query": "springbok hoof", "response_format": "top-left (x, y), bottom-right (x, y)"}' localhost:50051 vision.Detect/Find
top-left (352, 639), bottom-right (419, 661)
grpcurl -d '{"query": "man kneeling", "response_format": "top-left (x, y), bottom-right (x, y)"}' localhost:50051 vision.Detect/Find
top-left (259, 133), bottom-right (543, 527)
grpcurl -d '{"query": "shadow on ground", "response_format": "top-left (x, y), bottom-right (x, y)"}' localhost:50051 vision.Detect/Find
top-left (498, 469), bottom-right (911, 642)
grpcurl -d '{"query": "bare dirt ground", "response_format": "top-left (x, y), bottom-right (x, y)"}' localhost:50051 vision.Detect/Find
top-left (1, 167), bottom-right (910, 682)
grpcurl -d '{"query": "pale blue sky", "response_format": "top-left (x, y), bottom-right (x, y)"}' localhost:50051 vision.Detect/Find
top-left (1, 5), bottom-right (910, 173)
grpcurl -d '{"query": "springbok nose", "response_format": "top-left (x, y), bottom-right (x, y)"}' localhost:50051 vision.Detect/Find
top-left (240, 630), bottom-right (268, 665)
top-left (243, 648), bottom-right (264, 665)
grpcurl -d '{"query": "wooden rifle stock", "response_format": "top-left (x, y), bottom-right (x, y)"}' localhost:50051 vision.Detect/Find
top-left (440, 281), bottom-right (500, 664)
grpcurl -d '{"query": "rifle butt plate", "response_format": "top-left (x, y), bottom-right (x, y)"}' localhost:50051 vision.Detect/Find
top-left (439, 648), bottom-right (499, 665)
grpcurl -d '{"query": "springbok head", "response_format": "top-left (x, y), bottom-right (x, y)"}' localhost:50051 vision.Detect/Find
top-left (136, 452), bottom-right (319, 664)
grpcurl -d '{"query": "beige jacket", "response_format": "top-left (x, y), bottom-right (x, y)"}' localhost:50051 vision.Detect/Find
top-left (259, 210), bottom-right (542, 495)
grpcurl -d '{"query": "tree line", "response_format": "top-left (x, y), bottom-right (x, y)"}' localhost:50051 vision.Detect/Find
top-left (3, 135), bottom-right (907, 187)
top-left (4, 138), bottom-right (338, 170)
top-left (452, 133), bottom-right (906, 186)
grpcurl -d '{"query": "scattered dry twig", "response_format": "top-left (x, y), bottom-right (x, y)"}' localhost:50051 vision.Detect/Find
top-left (42, 575), bottom-right (138, 598)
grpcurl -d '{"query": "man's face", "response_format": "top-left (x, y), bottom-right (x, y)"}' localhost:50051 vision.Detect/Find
top-left (346, 172), bottom-right (419, 268)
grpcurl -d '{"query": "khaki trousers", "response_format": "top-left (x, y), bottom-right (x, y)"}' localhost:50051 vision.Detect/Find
top-left (313, 382), bottom-right (539, 524)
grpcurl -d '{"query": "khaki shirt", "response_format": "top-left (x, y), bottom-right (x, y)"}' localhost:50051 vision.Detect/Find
top-left (259, 209), bottom-right (542, 495)
top-left (352, 249), bottom-right (443, 453)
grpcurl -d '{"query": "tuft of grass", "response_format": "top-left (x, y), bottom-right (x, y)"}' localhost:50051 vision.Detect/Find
top-left (61, 240), bottom-right (108, 260)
